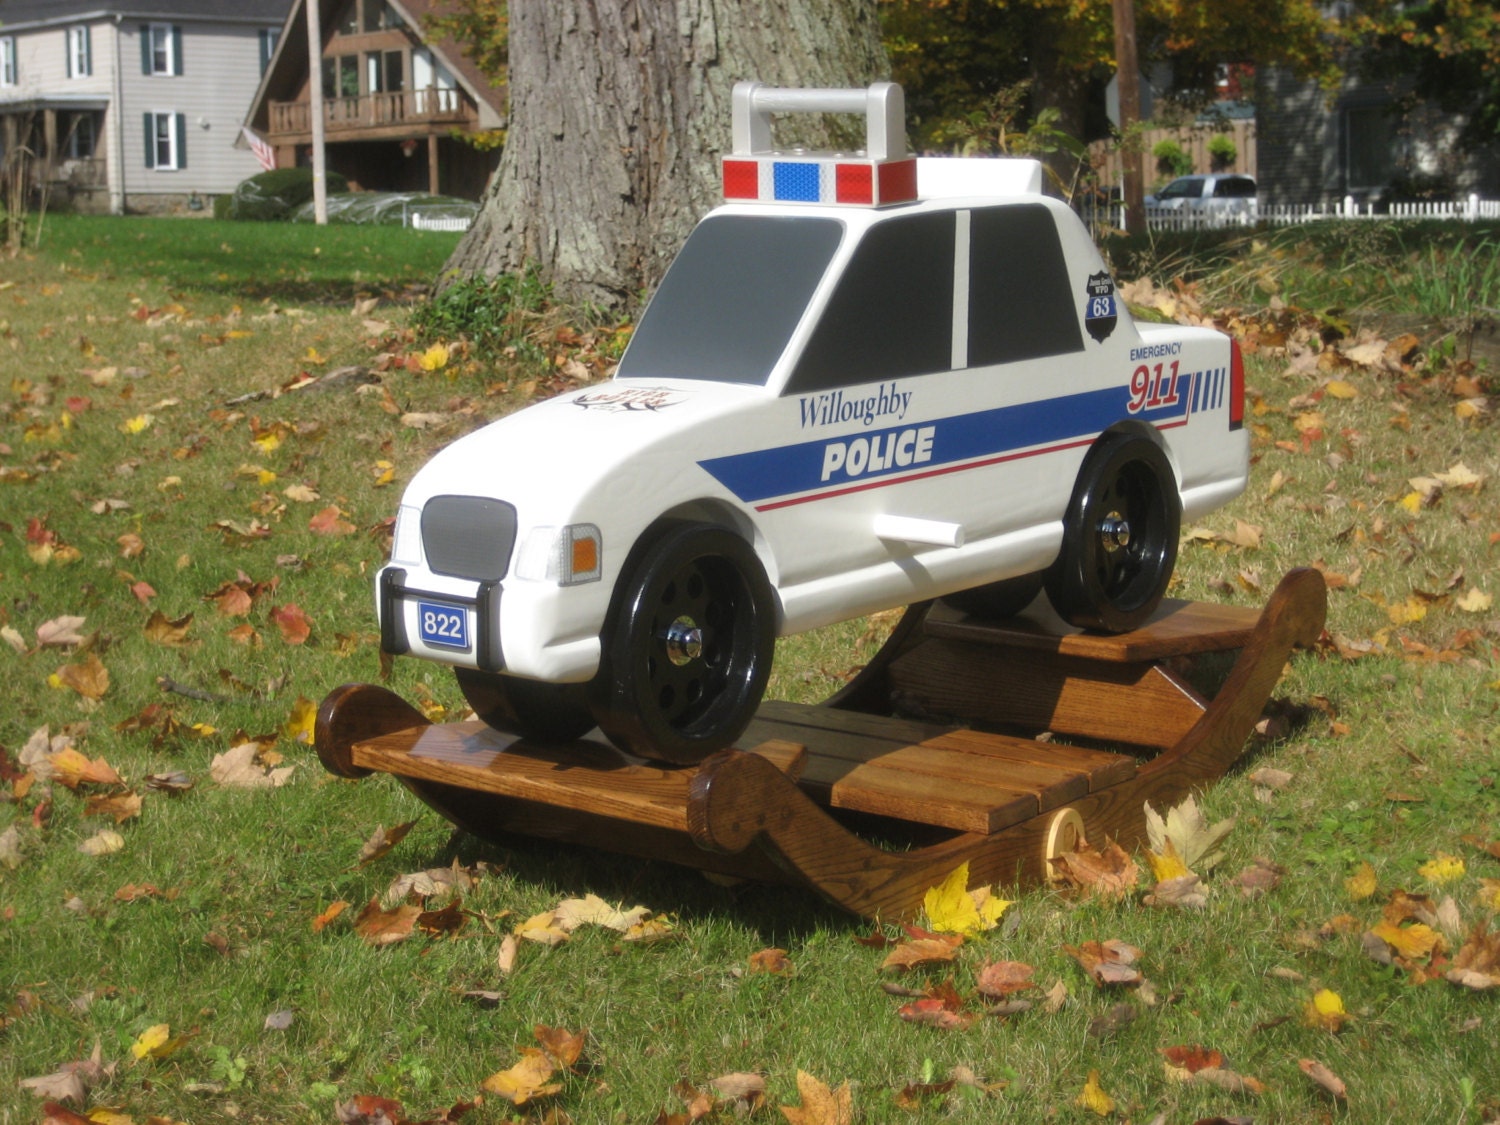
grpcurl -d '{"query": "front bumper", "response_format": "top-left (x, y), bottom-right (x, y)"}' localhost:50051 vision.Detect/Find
top-left (379, 567), bottom-right (505, 672)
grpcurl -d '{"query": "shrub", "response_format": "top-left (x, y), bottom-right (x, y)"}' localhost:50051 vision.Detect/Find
top-left (227, 167), bottom-right (349, 221)
top-left (1152, 139), bottom-right (1193, 179)
top-left (412, 268), bottom-right (552, 362)
top-left (1207, 133), bottom-right (1237, 171)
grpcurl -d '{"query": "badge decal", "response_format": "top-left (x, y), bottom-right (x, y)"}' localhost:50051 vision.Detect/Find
top-left (1084, 272), bottom-right (1118, 344)
top-left (572, 386), bottom-right (684, 412)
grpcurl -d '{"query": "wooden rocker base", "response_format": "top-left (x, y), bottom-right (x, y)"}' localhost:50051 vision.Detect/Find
top-left (315, 568), bottom-right (1326, 920)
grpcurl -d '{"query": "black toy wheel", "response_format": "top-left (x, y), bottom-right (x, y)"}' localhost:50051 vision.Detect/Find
top-left (941, 571), bottom-right (1045, 620)
top-left (455, 667), bottom-right (595, 743)
top-left (1045, 434), bottom-right (1180, 633)
top-left (589, 522), bottom-right (775, 765)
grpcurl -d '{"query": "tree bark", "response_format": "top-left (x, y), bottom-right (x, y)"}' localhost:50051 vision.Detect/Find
top-left (444, 0), bottom-right (888, 310)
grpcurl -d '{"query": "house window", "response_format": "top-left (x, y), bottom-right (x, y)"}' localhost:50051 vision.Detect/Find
top-left (322, 55), bottom-right (360, 99)
top-left (363, 1), bottom-right (398, 32)
top-left (1346, 105), bottom-right (1396, 191)
top-left (366, 49), bottom-right (403, 93)
top-left (64, 112), bottom-right (99, 159)
top-left (335, 0), bottom-right (359, 36)
top-left (67, 26), bottom-right (92, 78)
top-left (144, 111), bottom-right (185, 170)
top-left (0, 38), bottom-right (16, 87)
top-left (142, 23), bottom-right (183, 76)
top-left (259, 28), bottom-right (279, 75)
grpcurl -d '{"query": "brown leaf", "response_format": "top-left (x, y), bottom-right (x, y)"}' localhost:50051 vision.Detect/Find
top-left (1446, 923), bottom-right (1500, 990)
top-left (352, 897), bottom-right (421, 946)
top-left (36, 615), bottom-right (87, 647)
top-left (144, 610), bottom-right (195, 647)
top-left (20, 1042), bottom-right (111, 1104)
top-left (271, 603), bottom-right (312, 644)
top-left (1087, 1001), bottom-right (1138, 1038)
top-left (47, 748), bottom-right (123, 790)
top-left (336, 1094), bottom-right (410, 1125)
top-left (210, 742), bottom-right (294, 788)
top-left (748, 947), bottom-right (793, 975)
top-left (975, 960), bottom-right (1036, 998)
top-left (84, 791), bottom-right (143, 824)
top-left (356, 820), bottom-right (418, 866)
top-left (416, 900), bottom-right (467, 936)
top-left (205, 582), bottom-right (254, 616)
top-left (880, 933), bottom-right (963, 971)
top-left (1064, 940), bottom-right (1144, 987)
top-left (710, 1072), bottom-right (766, 1113)
top-left (1144, 873), bottom-right (1209, 908)
top-left (1049, 837), bottom-right (1141, 898)
top-left (1231, 858), bottom-right (1286, 898)
top-left (892, 1080), bottom-right (956, 1110)
top-left (1162, 1045), bottom-right (1224, 1073)
top-left (535, 1024), bottom-right (586, 1069)
top-left (309, 505), bottom-right (357, 536)
top-left (481, 1048), bottom-right (561, 1105)
top-left (779, 1071), bottom-right (852, 1125)
top-left (1299, 1058), bottom-right (1348, 1100)
top-left (313, 900), bottom-right (350, 933)
top-left (53, 652), bottom-right (110, 700)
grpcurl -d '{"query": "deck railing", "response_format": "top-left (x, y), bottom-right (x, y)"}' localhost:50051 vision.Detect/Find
top-left (269, 89), bottom-right (475, 137)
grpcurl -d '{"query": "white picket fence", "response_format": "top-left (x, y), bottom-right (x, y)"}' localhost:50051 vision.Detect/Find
top-left (1110, 192), bottom-right (1500, 233)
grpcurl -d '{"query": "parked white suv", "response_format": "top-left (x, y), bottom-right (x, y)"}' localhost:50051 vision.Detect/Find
top-left (1146, 174), bottom-right (1257, 223)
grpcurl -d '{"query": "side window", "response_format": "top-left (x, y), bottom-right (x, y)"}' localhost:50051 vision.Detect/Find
top-left (787, 211), bottom-right (953, 394)
top-left (967, 205), bottom-right (1083, 367)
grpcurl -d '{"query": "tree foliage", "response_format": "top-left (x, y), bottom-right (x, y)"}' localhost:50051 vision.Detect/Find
top-left (881, 0), bottom-right (1338, 151)
top-left (1348, 0), bottom-right (1500, 148)
top-left (423, 0), bottom-right (508, 86)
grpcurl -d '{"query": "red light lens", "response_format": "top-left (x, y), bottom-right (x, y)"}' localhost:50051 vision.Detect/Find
top-left (1229, 338), bottom-right (1245, 430)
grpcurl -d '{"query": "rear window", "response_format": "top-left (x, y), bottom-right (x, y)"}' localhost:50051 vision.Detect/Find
top-left (1213, 177), bottom-right (1256, 198)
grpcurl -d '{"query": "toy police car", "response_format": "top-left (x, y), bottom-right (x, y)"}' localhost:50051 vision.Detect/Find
top-left (378, 82), bottom-right (1248, 763)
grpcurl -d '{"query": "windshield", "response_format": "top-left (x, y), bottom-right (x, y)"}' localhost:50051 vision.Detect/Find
top-left (615, 214), bottom-right (844, 385)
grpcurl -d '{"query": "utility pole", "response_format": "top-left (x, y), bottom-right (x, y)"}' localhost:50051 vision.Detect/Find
top-left (306, 0), bottom-right (328, 225)
top-left (1111, 0), bottom-right (1144, 235)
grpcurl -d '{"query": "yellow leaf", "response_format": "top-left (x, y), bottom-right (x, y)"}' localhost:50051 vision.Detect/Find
top-left (780, 1071), bottom-right (853, 1125)
top-left (1418, 854), bottom-right (1465, 884)
top-left (1147, 838), bottom-right (1191, 882)
top-left (1345, 861), bottom-right (1378, 900)
top-left (283, 696), bottom-right (317, 745)
top-left (257, 469), bottom-right (277, 486)
top-left (1386, 596), bottom-right (1427, 625)
top-left (87, 1109), bottom-right (134, 1125)
top-left (481, 1048), bottom-right (561, 1105)
top-left (1477, 879), bottom-right (1500, 912)
top-left (923, 861), bottom-right (1011, 937)
top-left (418, 342), bottom-right (450, 372)
top-left (304, 346), bottom-right (327, 365)
top-left (1457, 588), bottom-right (1493, 613)
top-left (515, 910), bottom-right (569, 946)
top-left (1370, 921), bottom-right (1444, 960)
top-left (1398, 491), bottom-right (1424, 514)
top-left (130, 1023), bottom-right (187, 1060)
top-left (1324, 380), bottom-right (1358, 399)
top-left (1075, 1070), bottom-right (1116, 1117)
top-left (119, 413), bottom-right (155, 434)
top-left (1303, 988), bottom-right (1347, 1032)
top-left (254, 433), bottom-right (282, 454)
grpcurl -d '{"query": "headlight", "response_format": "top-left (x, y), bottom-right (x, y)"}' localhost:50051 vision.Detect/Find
top-left (390, 504), bottom-right (423, 566)
top-left (514, 524), bottom-right (602, 585)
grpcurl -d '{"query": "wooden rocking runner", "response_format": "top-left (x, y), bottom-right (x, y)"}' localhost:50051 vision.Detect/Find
top-left (315, 568), bottom-right (1326, 920)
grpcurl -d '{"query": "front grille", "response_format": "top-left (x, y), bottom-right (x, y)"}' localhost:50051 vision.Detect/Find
top-left (420, 495), bottom-right (517, 581)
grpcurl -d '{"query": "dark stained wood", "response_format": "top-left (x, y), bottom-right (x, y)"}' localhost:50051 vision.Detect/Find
top-left (925, 596), bottom-right (1261, 661)
top-left (886, 641), bottom-right (1206, 750)
top-left (315, 568), bottom-right (1327, 921)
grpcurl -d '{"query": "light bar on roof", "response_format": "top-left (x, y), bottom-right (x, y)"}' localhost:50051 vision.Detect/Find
top-left (722, 81), bottom-right (918, 208)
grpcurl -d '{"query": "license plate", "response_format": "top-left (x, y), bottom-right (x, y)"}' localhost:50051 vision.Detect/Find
top-left (416, 601), bottom-right (470, 650)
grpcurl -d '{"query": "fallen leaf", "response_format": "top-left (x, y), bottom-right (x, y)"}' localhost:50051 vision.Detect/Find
top-left (1419, 853), bottom-right (1466, 884)
top-left (352, 897), bottom-right (421, 946)
top-left (880, 932), bottom-right (963, 972)
top-left (309, 505), bottom-right (357, 536)
top-left (535, 1024), bottom-right (586, 1069)
top-left (1064, 940), bottom-right (1144, 988)
top-left (47, 748), bottom-right (123, 789)
top-left (975, 960), bottom-right (1036, 998)
top-left (481, 1048), bottom-right (560, 1105)
top-left (356, 820), bottom-right (418, 866)
top-left (1231, 858), bottom-right (1286, 898)
top-left (270, 603), bottom-right (312, 644)
top-left (52, 653), bottom-right (110, 700)
top-left (312, 900), bottom-right (350, 933)
top-left (1145, 794), bottom-right (1234, 872)
top-left (1161, 1044), bottom-right (1223, 1073)
top-left (84, 792), bottom-right (143, 824)
top-left (922, 861), bottom-right (1012, 936)
top-left (210, 742), bottom-right (294, 788)
top-left (1299, 1057), bottom-right (1348, 1100)
top-left (1345, 861), bottom-right (1378, 900)
top-left (1050, 837), bottom-right (1140, 898)
top-left (1074, 1070), bottom-right (1115, 1117)
top-left (77, 829), bottom-right (125, 856)
top-left (130, 1023), bottom-right (192, 1060)
top-left (1303, 988), bottom-right (1348, 1032)
top-left (144, 610), bottom-right (195, 647)
top-left (1445, 924), bottom-right (1500, 990)
top-left (36, 616), bottom-right (87, 647)
top-left (19, 1043), bottom-right (111, 1104)
top-left (264, 1009), bottom-right (295, 1031)
top-left (748, 947), bottom-right (793, 975)
top-left (1456, 588), bottom-right (1493, 613)
top-left (711, 1072), bottom-right (767, 1113)
top-left (779, 1071), bottom-right (852, 1125)
top-left (498, 934), bottom-right (519, 975)
top-left (553, 892), bottom-right (650, 933)
top-left (1144, 872), bottom-right (1209, 908)
top-left (514, 911), bottom-right (569, 947)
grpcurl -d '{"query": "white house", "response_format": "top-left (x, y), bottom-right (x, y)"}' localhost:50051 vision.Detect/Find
top-left (0, 0), bottom-right (291, 214)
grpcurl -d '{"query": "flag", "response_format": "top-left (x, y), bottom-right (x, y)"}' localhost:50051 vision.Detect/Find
top-left (242, 127), bottom-right (276, 172)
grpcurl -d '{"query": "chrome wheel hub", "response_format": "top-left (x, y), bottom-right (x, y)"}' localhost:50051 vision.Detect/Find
top-left (1099, 512), bottom-right (1131, 552)
top-left (662, 617), bottom-right (703, 666)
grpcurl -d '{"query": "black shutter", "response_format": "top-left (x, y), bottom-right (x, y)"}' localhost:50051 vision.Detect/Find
top-left (143, 113), bottom-right (155, 168)
top-left (140, 24), bottom-right (151, 74)
top-left (175, 113), bottom-right (186, 169)
top-left (83, 27), bottom-right (92, 76)
top-left (172, 26), bottom-right (183, 75)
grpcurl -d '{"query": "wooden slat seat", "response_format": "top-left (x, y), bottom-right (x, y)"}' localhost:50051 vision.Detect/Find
top-left (739, 701), bottom-right (1136, 835)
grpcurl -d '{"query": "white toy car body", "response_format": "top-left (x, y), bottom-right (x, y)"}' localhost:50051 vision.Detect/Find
top-left (378, 83), bottom-right (1249, 762)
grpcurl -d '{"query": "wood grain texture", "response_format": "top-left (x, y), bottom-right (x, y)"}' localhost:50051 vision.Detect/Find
top-left (315, 569), bottom-right (1327, 921)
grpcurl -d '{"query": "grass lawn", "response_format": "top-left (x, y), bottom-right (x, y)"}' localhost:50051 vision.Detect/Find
top-left (1, 214), bottom-right (1498, 1124)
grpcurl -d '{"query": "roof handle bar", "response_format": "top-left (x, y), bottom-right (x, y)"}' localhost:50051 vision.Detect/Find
top-left (730, 81), bottom-right (906, 161)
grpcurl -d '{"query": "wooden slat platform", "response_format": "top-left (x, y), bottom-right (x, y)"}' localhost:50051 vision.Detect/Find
top-left (924, 596), bottom-right (1261, 661)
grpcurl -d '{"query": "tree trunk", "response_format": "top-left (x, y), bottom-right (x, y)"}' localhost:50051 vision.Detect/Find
top-left (444, 0), bottom-right (888, 310)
